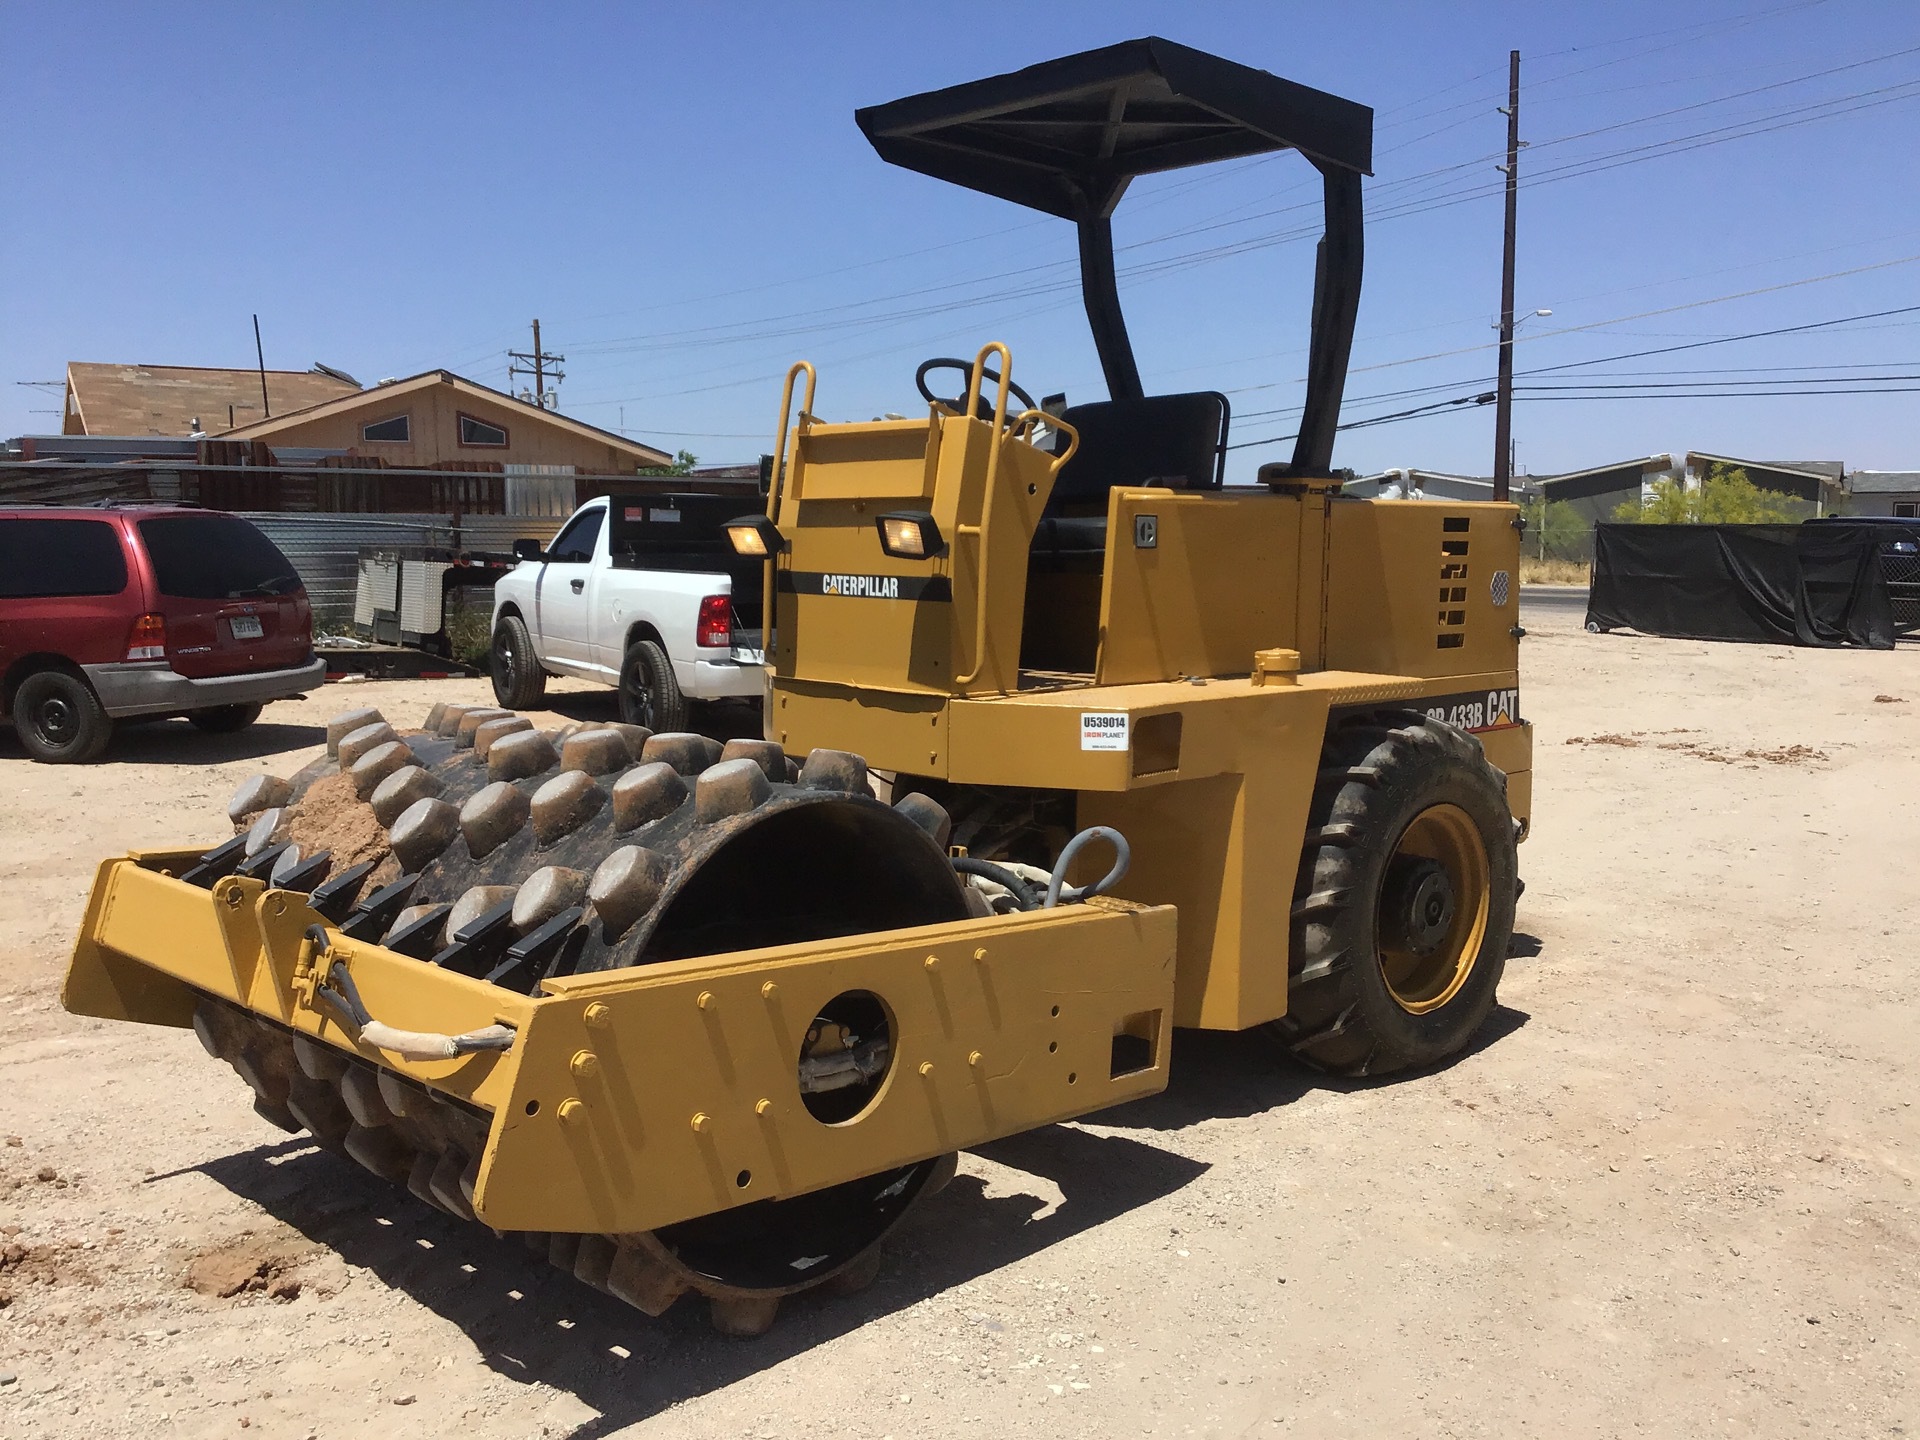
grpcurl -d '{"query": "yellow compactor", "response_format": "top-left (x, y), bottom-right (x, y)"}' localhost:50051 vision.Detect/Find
top-left (64, 39), bottom-right (1531, 1335)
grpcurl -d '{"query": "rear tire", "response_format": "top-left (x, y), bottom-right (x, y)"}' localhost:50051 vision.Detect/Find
top-left (13, 670), bottom-right (113, 763)
top-left (619, 639), bottom-right (687, 732)
top-left (1270, 711), bottom-right (1516, 1077)
top-left (490, 614), bottom-right (547, 709)
top-left (190, 703), bottom-right (263, 733)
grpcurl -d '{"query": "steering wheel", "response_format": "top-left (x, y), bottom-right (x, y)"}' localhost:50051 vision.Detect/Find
top-left (915, 357), bottom-right (1038, 422)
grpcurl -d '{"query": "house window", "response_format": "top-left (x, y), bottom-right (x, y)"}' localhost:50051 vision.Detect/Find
top-left (1895, 501), bottom-right (1918, 518)
top-left (362, 414), bottom-right (410, 443)
top-left (459, 412), bottom-right (509, 447)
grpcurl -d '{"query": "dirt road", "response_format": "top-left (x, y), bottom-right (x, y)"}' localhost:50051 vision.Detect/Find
top-left (2, 619), bottom-right (1916, 1438)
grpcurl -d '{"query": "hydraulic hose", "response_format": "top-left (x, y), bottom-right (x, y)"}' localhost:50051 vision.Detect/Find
top-left (1043, 826), bottom-right (1131, 908)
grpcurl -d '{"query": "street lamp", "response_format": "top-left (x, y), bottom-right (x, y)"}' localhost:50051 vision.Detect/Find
top-left (1493, 307), bottom-right (1553, 330)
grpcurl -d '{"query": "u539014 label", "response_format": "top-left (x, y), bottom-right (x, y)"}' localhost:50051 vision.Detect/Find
top-left (1080, 712), bottom-right (1130, 751)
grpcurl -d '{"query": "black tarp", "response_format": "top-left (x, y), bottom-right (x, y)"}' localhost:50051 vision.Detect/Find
top-left (1588, 523), bottom-right (1896, 649)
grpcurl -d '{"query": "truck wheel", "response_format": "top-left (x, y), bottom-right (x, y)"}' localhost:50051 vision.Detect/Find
top-left (13, 670), bottom-right (114, 764)
top-left (619, 639), bottom-right (687, 732)
top-left (1270, 711), bottom-right (1516, 1077)
top-left (490, 615), bottom-right (546, 709)
top-left (190, 703), bottom-right (263, 733)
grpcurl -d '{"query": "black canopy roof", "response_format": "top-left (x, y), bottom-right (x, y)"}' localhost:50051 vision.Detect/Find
top-left (854, 36), bottom-right (1372, 223)
top-left (854, 39), bottom-right (1372, 478)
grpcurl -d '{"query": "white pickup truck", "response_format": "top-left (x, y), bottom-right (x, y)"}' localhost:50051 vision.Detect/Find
top-left (488, 493), bottom-right (766, 729)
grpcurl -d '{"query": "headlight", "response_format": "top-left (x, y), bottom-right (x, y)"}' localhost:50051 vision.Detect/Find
top-left (875, 511), bottom-right (946, 560)
top-left (724, 515), bottom-right (786, 557)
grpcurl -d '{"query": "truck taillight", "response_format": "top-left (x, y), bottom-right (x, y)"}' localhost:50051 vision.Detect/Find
top-left (697, 595), bottom-right (733, 649)
top-left (126, 612), bottom-right (167, 661)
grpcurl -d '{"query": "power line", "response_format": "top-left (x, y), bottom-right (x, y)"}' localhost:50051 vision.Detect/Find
top-left (1220, 274), bottom-right (1920, 427)
top-left (458, 12), bottom-right (1730, 355)
top-left (1146, 224), bottom-right (1920, 393)
top-left (1340, 254), bottom-right (1920, 382)
top-left (1516, 385), bottom-right (1920, 399)
top-left (1562, 359), bottom-right (1920, 376)
top-left (1518, 373), bottom-right (1920, 388)
top-left (1245, 303), bottom-right (1920, 423)
top-left (1520, 39), bottom-right (1920, 155)
top-left (425, 3), bottom-right (1854, 404)
top-left (1226, 302), bottom-right (1920, 448)
top-left (1230, 378), bottom-right (1919, 452)
top-left (563, 66), bottom-right (1920, 400)
top-left (545, 31), bottom-right (1920, 415)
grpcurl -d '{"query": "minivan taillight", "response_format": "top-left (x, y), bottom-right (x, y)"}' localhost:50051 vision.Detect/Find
top-left (126, 612), bottom-right (167, 661)
top-left (697, 595), bottom-right (732, 649)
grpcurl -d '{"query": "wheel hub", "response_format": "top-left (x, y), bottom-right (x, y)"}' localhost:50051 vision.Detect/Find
top-left (1383, 857), bottom-right (1455, 956)
top-left (39, 697), bottom-right (77, 742)
top-left (1374, 803), bottom-right (1491, 1015)
top-left (623, 667), bottom-right (655, 726)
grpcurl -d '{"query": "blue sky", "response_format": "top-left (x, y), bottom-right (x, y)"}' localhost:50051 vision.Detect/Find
top-left (3, 1), bottom-right (1917, 480)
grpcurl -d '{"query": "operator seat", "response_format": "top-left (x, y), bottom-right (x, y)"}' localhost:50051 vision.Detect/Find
top-left (1021, 391), bottom-right (1230, 673)
top-left (1029, 391), bottom-right (1231, 570)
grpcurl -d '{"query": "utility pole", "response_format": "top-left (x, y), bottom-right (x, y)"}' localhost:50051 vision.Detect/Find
top-left (508, 319), bottom-right (566, 408)
top-left (1492, 49), bottom-right (1520, 503)
top-left (253, 313), bottom-right (271, 418)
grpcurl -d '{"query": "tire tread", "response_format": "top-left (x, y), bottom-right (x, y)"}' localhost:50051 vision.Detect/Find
top-left (1269, 709), bottom-right (1516, 1077)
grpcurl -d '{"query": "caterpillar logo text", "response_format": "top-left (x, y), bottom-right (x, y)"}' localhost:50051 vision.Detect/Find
top-left (823, 573), bottom-right (901, 599)
top-left (777, 570), bottom-right (950, 601)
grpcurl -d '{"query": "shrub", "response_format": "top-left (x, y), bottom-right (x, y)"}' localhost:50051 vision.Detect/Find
top-left (1611, 465), bottom-right (1799, 524)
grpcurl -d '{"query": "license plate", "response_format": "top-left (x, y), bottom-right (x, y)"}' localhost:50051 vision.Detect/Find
top-left (230, 615), bottom-right (264, 640)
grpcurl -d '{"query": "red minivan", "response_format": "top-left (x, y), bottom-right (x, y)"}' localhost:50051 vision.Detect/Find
top-left (0, 504), bottom-right (326, 762)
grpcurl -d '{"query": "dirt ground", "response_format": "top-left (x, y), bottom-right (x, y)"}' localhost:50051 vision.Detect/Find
top-left (1, 615), bottom-right (1916, 1439)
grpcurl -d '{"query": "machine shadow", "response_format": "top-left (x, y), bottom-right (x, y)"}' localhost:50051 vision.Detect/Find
top-left (191, 1118), bottom-right (1206, 1433)
top-left (1096, 1002), bottom-right (1533, 1133)
top-left (0, 719), bottom-right (322, 766)
top-left (86, 720), bottom-right (326, 766)
top-left (538, 690), bottom-right (763, 742)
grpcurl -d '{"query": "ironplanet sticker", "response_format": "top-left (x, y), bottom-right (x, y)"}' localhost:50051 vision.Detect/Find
top-left (1081, 712), bottom-right (1130, 751)
top-left (777, 571), bottom-right (952, 601)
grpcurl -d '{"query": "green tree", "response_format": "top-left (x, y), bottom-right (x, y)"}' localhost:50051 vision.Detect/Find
top-left (639, 448), bottom-right (699, 477)
top-left (1519, 495), bottom-right (1588, 560)
top-left (1611, 465), bottom-right (1799, 524)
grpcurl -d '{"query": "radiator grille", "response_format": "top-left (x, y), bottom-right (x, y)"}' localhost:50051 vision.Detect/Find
top-left (1437, 518), bottom-right (1470, 648)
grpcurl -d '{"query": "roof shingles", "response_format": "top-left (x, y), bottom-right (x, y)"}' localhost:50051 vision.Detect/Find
top-left (65, 362), bottom-right (359, 437)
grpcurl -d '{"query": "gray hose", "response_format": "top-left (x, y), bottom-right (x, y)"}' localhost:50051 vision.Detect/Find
top-left (1044, 826), bottom-right (1131, 908)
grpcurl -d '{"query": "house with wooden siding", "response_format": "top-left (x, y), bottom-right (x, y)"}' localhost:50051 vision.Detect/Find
top-left (217, 370), bottom-right (671, 474)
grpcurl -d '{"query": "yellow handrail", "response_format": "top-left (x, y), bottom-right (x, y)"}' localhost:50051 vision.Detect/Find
top-left (1013, 409), bottom-right (1080, 472)
top-left (763, 361), bottom-right (817, 656)
top-left (951, 344), bottom-right (1013, 686)
top-left (961, 341), bottom-right (1015, 438)
top-left (953, 344), bottom-right (1082, 689)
